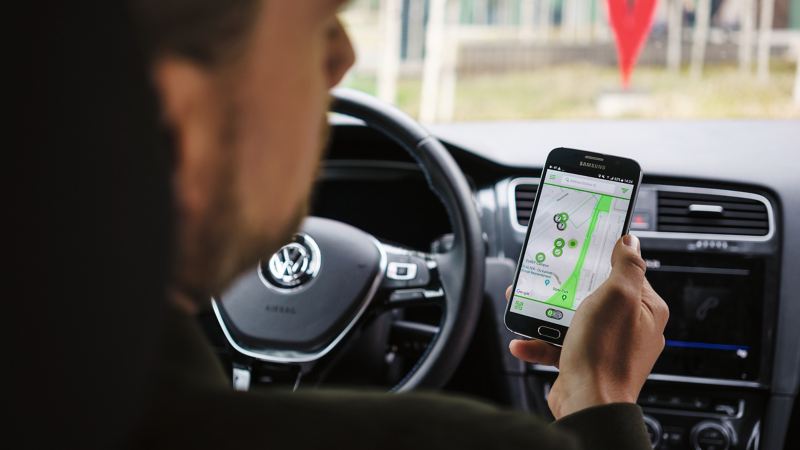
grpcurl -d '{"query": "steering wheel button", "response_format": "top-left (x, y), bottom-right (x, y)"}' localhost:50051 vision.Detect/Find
top-left (405, 256), bottom-right (431, 287)
top-left (389, 289), bottom-right (425, 303)
top-left (387, 262), bottom-right (417, 281)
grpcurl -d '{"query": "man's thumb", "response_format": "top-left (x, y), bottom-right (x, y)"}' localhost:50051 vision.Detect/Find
top-left (609, 235), bottom-right (646, 282)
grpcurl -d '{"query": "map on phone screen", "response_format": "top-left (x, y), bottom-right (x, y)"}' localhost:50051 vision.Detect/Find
top-left (511, 170), bottom-right (634, 324)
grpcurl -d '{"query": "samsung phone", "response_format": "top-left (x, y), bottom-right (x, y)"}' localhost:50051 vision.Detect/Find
top-left (504, 147), bottom-right (642, 346)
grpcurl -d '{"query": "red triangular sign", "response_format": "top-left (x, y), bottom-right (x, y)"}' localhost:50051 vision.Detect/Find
top-left (607, 0), bottom-right (659, 88)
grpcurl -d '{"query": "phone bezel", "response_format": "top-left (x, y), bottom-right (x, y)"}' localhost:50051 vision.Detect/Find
top-left (504, 147), bottom-right (643, 346)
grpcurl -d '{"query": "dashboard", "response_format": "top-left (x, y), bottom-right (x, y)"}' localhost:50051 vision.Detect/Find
top-left (506, 178), bottom-right (776, 450)
top-left (316, 120), bottom-right (799, 450)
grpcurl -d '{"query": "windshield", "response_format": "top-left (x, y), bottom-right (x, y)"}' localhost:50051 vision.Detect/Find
top-left (341, 0), bottom-right (800, 121)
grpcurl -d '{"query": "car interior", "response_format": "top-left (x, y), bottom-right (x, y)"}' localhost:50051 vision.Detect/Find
top-left (14, 1), bottom-right (799, 449)
top-left (201, 89), bottom-right (799, 450)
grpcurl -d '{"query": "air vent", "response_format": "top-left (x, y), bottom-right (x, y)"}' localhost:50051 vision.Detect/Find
top-left (657, 190), bottom-right (769, 236)
top-left (514, 182), bottom-right (538, 227)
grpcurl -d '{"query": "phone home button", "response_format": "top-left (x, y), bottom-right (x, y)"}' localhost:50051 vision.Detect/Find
top-left (537, 326), bottom-right (561, 339)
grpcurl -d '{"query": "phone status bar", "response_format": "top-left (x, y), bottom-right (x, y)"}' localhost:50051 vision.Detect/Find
top-left (547, 164), bottom-right (634, 185)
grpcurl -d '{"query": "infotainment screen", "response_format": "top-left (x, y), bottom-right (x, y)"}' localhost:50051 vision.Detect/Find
top-left (644, 252), bottom-right (763, 381)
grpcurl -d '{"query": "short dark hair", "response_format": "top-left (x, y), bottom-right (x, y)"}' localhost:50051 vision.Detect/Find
top-left (132, 0), bottom-right (261, 65)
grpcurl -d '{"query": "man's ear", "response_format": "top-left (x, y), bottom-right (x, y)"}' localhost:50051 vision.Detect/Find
top-left (152, 57), bottom-right (217, 158)
top-left (151, 58), bottom-right (219, 217)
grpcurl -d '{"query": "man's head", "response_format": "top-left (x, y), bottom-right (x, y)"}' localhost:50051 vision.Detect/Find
top-left (134, 0), bottom-right (355, 301)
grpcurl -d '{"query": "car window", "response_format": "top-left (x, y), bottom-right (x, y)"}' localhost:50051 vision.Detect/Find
top-left (340, 0), bottom-right (800, 121)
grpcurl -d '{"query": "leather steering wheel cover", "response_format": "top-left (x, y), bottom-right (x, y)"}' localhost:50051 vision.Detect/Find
top-left (331, 88), bottom-right (486, 391)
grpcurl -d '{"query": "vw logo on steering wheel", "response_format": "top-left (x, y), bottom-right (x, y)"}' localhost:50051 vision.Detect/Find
top-left (260, 234), bottom-right (321, 290)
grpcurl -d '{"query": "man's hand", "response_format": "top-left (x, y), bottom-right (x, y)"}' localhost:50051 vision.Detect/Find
top-left (506, 235), bottom-right (669, 419)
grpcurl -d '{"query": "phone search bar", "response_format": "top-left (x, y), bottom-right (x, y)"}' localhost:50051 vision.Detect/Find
top-left (560, 175), bottom-right (617, 195)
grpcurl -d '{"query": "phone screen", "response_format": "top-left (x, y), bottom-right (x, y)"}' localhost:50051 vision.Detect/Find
top-left (509, 168), bottom-right (636, 327)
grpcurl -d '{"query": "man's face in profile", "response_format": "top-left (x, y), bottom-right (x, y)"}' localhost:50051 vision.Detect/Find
top-left (153, 0), bottom-right (355, 300)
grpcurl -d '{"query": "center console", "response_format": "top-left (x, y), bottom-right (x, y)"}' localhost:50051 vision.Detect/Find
top-left (499, 179), bottom-right (781, 450)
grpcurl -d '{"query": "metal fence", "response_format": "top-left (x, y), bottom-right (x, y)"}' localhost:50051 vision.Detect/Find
top-left (343, 0), bottom-right (800, 121)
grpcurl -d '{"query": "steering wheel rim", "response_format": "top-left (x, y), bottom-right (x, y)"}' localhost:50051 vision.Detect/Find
top-left (329, 88), bottom-right (485, 391)
top-left (213, 88), bottom-right (485, 392)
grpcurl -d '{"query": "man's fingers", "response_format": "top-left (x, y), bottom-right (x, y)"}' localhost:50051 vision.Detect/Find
top-left (509, 339), bottom-right (561, 367)
top-left (505, 288), bottom-right (561, 367)
top-left (602, 235), bottom-right (647, 306)
top-left (641, 276), bottom-right (670, 330)
top-left (610, 235), bottom-right (646, 279)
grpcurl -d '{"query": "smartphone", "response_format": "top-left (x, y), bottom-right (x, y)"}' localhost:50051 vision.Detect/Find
top-left (504, 147), bottom-right (642, 346)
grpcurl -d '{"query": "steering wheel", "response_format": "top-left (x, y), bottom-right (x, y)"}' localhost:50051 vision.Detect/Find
top-left (212, 88), bottom-right (485, 392)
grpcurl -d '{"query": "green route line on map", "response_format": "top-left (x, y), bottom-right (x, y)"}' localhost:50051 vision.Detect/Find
top-left (546, 194), bottom-right (613, 309)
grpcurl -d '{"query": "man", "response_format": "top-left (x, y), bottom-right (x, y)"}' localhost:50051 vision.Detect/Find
top-left (124, 1), bottom-right (670, 448)
top-left (30, 0), bottom-right (667, 448)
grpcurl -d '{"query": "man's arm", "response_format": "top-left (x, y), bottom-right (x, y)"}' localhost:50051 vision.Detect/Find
top-left (507, 235), bottom-right (669, 419)
top-left (554, 403), bottom-right (653, 450)
top-left (137, 386), bottom-right (651, 450)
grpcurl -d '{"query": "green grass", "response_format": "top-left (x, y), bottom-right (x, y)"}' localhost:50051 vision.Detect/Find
top-left (343, 62), bottom-right (800, 120)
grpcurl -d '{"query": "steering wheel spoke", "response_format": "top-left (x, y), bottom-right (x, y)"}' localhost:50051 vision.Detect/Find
top-left (387, 319), bottom-right (441, 361)
top-left (385, 287), bottom-right (444, 308)
top-left (378, 243), bottom-right (445, 309)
